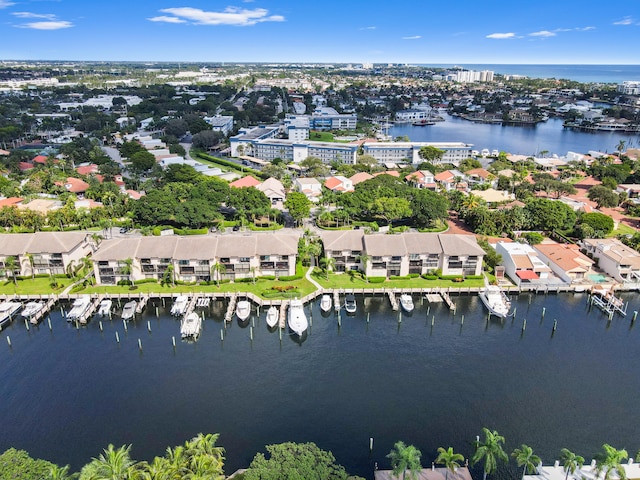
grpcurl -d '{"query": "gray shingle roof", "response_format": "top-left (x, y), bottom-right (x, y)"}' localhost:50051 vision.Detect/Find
top-left (319, 230), bottom-right (364, 252)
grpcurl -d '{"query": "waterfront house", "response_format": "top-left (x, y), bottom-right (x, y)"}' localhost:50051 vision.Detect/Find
top-left (533, 242), bottom-right (595, 284)
top-left (495, 241), bottom-right (552, 285)
top-left (405, 170), bottom-right (436, 189)
top-left (293, 177), bottom-right (322, 202)
top-left (0, 232), bottom-right (94, 278)
top-left (375, 466), bottom-right (473, 480)
top-left (581, 238), bottom-right (640, 287)
top-left (349, 172), bottom-right (374, 186)
top-left (324, 175), bottom-right (354, 192)
top-left (464, 167), bottom-right (495, 188)
top-left (524, 458), bottom-right (640, 480)
top-left (434, 170), bottom-right (467, 192)
top-left (320, 230), bottom-right (366, 273)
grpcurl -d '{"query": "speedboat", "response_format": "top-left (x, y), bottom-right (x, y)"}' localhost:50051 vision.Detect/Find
top-left (121, 300), bottom-right (137, 321)
top-left (344, 294), bottom-right (357, 314)
top-left (0, 301), bottom-right (22, 327)
top-left (170, 295), bottom-right (189, 316)
top-left (180, 312), bottom-right (202, 340)
top-left (265, 305), bottom-right (279, 329)
top-left (67, 296), bottom-right (91, 322)
top-left (288, 299), bottom-right (308, 336)
top-left (320, 294), bottom-right (332, 313)
top-left (236, 300), bottom-right (251, 321)
top-left (478, 285), bottom-right (511, 318)
top-left (22, 301), bottom-right (44, 322)
top-left (97, 299), bottom-right (112, 316)
top-left (400, 294), bottom-right (414, 313)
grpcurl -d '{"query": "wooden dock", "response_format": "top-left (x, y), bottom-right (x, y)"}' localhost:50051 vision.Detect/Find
top-left (441, 290), bottom-right (456, 311)
top-left (333, 291), bottom-right (341, 312)
top-left (135, 295), bottom-right (149, 314)
top-left (224, 294), bottom-right (237, 322)
top-left (29, 296), bottom-right (57, 324)
top-left (79, 295), bottom-right (102, 325)
top-left (279, 301), bottom-right (288, 329)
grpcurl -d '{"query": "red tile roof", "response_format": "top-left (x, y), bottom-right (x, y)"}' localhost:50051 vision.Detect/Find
top-left (19, 162), bottom-right (34, 171)
top-left (57, 177), bottom-right (90, 193)
top-left (76, 164), bottom-right (99, 175)
top-left (32, 155), bottom-right (48, 164)
top-left (0, 197), bottom-right (23, 207)
top-left (229, 176), bottom-right (261, 188)
top-left (516, 270), bottom-right (539, 280)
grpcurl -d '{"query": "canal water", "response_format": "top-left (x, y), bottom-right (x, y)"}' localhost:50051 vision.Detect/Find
top-left (0, 292), bottom-right (639, 479)
top-left (390, 115), bottom-right (640, 158)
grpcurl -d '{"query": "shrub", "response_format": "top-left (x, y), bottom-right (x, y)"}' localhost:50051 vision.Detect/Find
top-left (278, 275), bottom-right (302, 281)
top-left (422, 274), bottom-right (438, 280)
top-left (236, 277), bottom-right (255, 283)
top-left (258, 275), bottom-right (276, 280)
top-left (117, 279), bottom-right (132, 286)
top-left (368, 276), bottom-right (386, 283)
top-left (133, 278), bottom-right (157, 285)
top-left (389, 275), bottom-right (411, 280)
top-left (408, 273), bottom-right (420, 278)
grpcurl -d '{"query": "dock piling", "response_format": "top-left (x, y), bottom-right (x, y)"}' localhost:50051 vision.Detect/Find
top-left (47, 317), bottom-right (52, 331)
top-left (24, 319), bottom-right (29, 331)
top-left (115, 332), bottom-right (120, 343)
top-left (369, 437), bottom-right (374, 452)
top-left (99, 320), bottom-right (103, 332)
top-left (172, 336), bottom-right (176, 348)
top-left (6, 336), bottom-right (11, 347)
top-left (541, 307), bottom-right (546, 319)
top-left (122, 319), bottom-right (127, 332)
top-left (147, 320), bottom-right (151, 333)
top-left (522, 319), bottom-right (527, 332)
top-left (138, 338), bottom-right (142, 351)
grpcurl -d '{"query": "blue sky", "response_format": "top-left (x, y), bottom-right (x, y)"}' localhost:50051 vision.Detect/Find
top-left (1, 0), bottom-right (639, 64)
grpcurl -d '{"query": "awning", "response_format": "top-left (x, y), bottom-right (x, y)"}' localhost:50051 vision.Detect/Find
top-left (516, 270), bottom-right (539, 280)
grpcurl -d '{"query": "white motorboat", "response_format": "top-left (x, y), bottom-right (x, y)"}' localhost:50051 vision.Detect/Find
top-left (121, 300), bottom-right (137, 321)
top-left (265, 305), bottom-right (279, 328)
top-left (67, 296), bottom-right (91, 321)
top-left (180, 312), bottom-right (202, 340)
top-left (400, 294), bottom-right (414, 313)
top-left (170, 295), bottom-right (189, 316)
top-left (236, 300), bottom-right (251, 321)
top-left (97, 299), bottom-right (112, 316)
top-left (0, 301), bottom-right (22, 327)
top-left (320, 294), bottom-right (332, 312)
top-left (22, 301), bottom-right (44, 321)
top-left (344, 294), bottom-right (357, 314)
top-left (478, 285), bottom-right (511, 318)
top-left (288, 299), bottom-right (308, 336)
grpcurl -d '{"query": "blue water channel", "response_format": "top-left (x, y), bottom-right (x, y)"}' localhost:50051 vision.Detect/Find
top-left (0, 292), bottom-right (639, 479)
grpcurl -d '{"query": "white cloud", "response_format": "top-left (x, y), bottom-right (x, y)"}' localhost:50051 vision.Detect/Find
top-left (148, 15), bottom-right (187, 24)
top-left (486, 32), bottom-right (515, 39)
top-left (16, 20), bottom-right (72, 29)
top-left (359, 26), bottom-right (376, 30)
top-left (402, 35), bottom-right (421, 40)
top-left (12, 12), bottom-right (57, 19)
top-left (0, 1), bottom-right (15, 8)
top-left (153, 6), bottom-right (285, 26)
top-left (613, 17), bottom-right (634, 25)
top-left (529, 30), bottom-right (556, 37)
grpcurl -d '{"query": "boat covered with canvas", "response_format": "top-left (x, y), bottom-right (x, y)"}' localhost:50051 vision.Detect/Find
top-left (479, 284), bottom-right (511, 318)
top-left (67, 296), bottom-right (91, 321)
top-left (121, 300), bottom-right (137, 321)
top-left (236, 300), bottom-right (251, 322)
top-left (170, 295), bottom-right (189, 316)
top-left (180, 312), bottom-right (202, 340)
top-left (400, 294), bottom-right (414, 313)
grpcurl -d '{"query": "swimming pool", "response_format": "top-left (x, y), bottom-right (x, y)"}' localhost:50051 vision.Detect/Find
top-left (588, 273), bottom-right (608, 283)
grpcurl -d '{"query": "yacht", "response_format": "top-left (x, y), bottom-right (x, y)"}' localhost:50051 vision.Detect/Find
top-left (236, 300), bottom-right (251, 322)
top-left (97, 299), bottom-right (112, 316)
top-left (170, 295), bottom-right (189, 316)
top-left (400, 294), bottom-right (414, 313)
top-left (121, 300), bottom-right (137, 321)
top-left (320, 294), bottom-right (332, 313)
top-left (265, 305), bottom-right (279, 329)
top-left (22, 301), bottom-right (44, 322)
top-left (344, 294), bottom-right (357, 314)
top-left (288, 299), bottom-right (308, 336)
top-left (0, 301), bottom-right (21, 328)
top-left (67, 296), bottom-right (91, 322)
top-left (180, 312), bottom-right (202, 340)
top-left (478, 285), bottom-right (511, 318)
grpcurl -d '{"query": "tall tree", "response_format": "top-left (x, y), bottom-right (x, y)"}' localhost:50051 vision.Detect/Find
top-left (511, 444), bottom-right (541, 480)
top-left (471, 428), bottom-right (508, 480)
top-left (284, 192), bottom-right (311, 225)
top-left (435, 447), bottom-right (465, 480)
top-left (80, 444), bottom-right (136, 480)
top-left (387, 441), bottom-right (422, 480)
top-left (559, 448), bottom-right (584, 480)
top-left (418, 145), bottom-right (445, 163)
top-left (594, 444), bottom-right (628, 480)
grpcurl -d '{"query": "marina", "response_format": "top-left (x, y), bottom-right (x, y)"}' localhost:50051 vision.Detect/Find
top-left (0, 289), bottom-right (639, 479)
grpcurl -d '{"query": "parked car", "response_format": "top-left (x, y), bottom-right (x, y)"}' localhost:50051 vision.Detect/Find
top-left (119, 227), bottom-right (130, 234)
top-left (232, 225), bottom-right (240, 232)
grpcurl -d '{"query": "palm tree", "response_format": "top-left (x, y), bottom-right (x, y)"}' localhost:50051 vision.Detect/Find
top-left (120, 257), bottom-right (133, 285)
top-left (211, 262), bottom-right (226, 287)
top-left (594, 444), bottom-right (628, 480)
top-left (4, 255), bottom-right (17, 285)
top-left (617, 140), bottom-right (626, 154)
top-left (319, 256), bottom-right (335, 280)
top-left (472, 428), bottom-right (508, 480)
top-left (48, 464), bottom-right (78, 480)
top-left (85, 444), bottom-right (136, 479)
top-left (22, 253), bottom-right (35, 280)
top-left (356, 253), bottom-right (370, 281)
top-left (250, 266), bottom-right (258, 285)
top-left (512, 444), bottom-right (541, 480)
top-left (559, 448), bottom-right (584, 480)
top-left (387, 441), bottom-right (422, 480)
top-left (436, 447), bottom-right (464, 480)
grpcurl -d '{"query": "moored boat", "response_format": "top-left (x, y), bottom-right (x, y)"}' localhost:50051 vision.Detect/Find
top-left (400, 294), bottom-right (414, 313)
top-left (22, 301), bottom-right (44, 322)
top-left (478, 285), bottom-right (511, 318)
top-left (180, 312), bottom-right (202, 340)
top-left (320, 294), bottom-right (332, 312)
top-left (288, 299), bottom-right (308, 336)
top-left (344, 294), bottom-right (357, 314)
top-left (121, 300), bottom-right (137, 321)
top-left (0, 301), bottom-right (22, 327)
top-left (97, 299), bottom-right (112, 316)
top-left (67, 296), bottom-right (91, 322)
top-left (236, 300), bottom-right (251, 321)
top-left (265, 305), bottom-right (278, 329)
top-left (170, 295), bottom-right (189, 316)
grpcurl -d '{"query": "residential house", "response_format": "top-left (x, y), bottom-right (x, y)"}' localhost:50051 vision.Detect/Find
top-left (320, 230), bottom-right (365, 272)
top-left (434, 169), bottom-right (467, 191)
top-left (293, 177), bottom-right (322, 202)
top-left (349, 172), bottom-right (373, 186)
top-left (464, 168), bottom-right (496, 188)
top-left (581, 238), bottom-right (640, 286)
top-left (0, 232), bottom-right (94, 278)
top-left (404, 170), bottom-right (436, 189)
top-left (229, 176), bottom-right (262, 189)
top-left (534, 242), bottom-right (595, 284)
top-left (256, 177), bottom-right (286, 209)
top-left (324, 175), bottom-right (354, 193)
top-left (495, 241), bottom-right (552, 285)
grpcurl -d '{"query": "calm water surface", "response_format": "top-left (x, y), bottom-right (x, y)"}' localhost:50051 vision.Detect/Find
top-left (1, 293), bottom-right (639, 479)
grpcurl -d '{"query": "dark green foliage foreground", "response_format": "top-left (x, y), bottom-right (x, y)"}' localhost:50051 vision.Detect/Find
top-left (0, 448), bottom-right (56, 479)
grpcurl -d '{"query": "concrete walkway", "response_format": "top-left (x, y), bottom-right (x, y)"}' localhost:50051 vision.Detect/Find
top-left (305, 261), bottom-right (323, 290)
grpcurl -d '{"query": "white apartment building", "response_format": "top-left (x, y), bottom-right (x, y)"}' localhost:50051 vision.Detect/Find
top-left (361, 142), bottom-right (473, 165)
top-left (618, 81), bottom-right (640, 95)
top-left (204, 116), bottom-right (234, 135)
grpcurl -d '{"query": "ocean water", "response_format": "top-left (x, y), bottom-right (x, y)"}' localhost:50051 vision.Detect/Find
top-left (423, 64), bottom-right (640, 83)
top-left (0, 292), bottom-right (639, 479)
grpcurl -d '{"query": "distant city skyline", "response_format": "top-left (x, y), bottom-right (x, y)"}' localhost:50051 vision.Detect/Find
top-left (1, 0), bottom-right (639, 64)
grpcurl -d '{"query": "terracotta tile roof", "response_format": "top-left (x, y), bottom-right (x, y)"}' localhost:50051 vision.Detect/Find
top-left (32, 155), bottom-right (48, 164)
top-left (324, 177), bottom-right (342, 190)
top-left (57, 177), bottom-right (90, 193)
top-left (534, 243), bottom-right (594, 272)
top-left (434, 170), bottom-right (455, 182)
top-left (229, 176), bottom-right (261, 188)
top-left (76, 164), bottom-right (99, 175)
top-left (465, 168), bottom-right (491, 179)
top-left (0, 197), bottom-right (23, 207)
top-left (373, 170), bottom-right (400, 178)
top-left (19, 162), bottom-right (34, 171)
top-left (349, 172), bottom-right (373, 185)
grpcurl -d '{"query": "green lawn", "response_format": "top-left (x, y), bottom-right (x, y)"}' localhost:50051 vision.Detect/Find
top-left (308, 131), bottom-right (351, 143)
top-left (608, 223), bottom-right (636, 238)
top-left (0, 277), bottom-right (74, 296)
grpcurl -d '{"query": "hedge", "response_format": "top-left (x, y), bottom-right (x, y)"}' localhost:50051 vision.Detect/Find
top-left (368, 276), bottom-right (386, 283)
top-left (134, 278), bottom-right (158, 285)
top-left (422, 274), bottom-right (438, 280)
top-left (278, 275), bottom-right (302, 281)
top-left (258, 275), bottom-right (276, 280)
